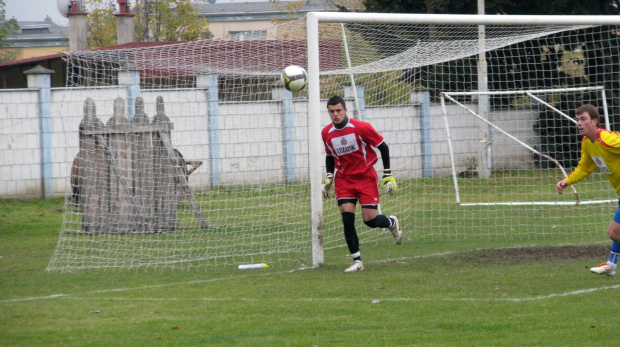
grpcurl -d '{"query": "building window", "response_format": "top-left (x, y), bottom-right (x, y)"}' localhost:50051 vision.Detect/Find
top-left (228, 31), bottom-right (266, 41)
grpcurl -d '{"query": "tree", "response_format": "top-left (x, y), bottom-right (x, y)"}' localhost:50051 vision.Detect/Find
top-left (361, 0), bottom-right (620, 169)
top-left (84, 0), bottom-right (210, 48)
top-left (0, 0), bottom-right (20, 62)
top-left (87, 0), bottom-right (117, 49)
top-left (134, 0), bottom-right (209, 42)
top-left (360, 0), bottom-right (620, 102)
top-left (323, 0), bottom-right (366, 12)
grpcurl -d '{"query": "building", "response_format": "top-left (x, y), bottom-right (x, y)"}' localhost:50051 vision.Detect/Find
top-left (0, 0), bottom-right (333, 89)
top-left (4, 16), bottom-right (69, 60)
top-left (194, 0), bottom-right (329, 40)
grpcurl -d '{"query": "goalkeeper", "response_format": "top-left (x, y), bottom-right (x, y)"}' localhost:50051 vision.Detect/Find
top-left (556, 104), bottom-right (620, 277)
top-left (320, 96), bottom-right (402, 273)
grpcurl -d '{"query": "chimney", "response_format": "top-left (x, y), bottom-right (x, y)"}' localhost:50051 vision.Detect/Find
top-left (67, 0), bottom-right (89, 51)
top-left (115, 0), bottom-right (135, 44)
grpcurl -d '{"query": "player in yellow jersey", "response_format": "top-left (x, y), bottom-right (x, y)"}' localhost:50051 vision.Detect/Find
top-left (556, 104), bottom-right (620, 277)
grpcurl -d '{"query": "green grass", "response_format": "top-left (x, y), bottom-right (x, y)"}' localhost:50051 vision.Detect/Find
top-left (49, 171), bottom-right (618, 272)
top-left (1, 197), bottom-right (619, 346)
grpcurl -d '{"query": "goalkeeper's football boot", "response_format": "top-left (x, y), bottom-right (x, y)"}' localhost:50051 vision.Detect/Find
top-left (344, 261), bottom-right (364, 272)
top-left (590, 262), bottom-right (616, 277)
top-left (389, 215), bottom-right (403, 245)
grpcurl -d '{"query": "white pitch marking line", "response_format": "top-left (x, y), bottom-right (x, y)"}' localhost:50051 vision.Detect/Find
top-left (4, 281), bottom-right (618, 304)
top-left (0, 273), bottom-right (270, 303)
top-left (27, 284), bottom-right (620, 303)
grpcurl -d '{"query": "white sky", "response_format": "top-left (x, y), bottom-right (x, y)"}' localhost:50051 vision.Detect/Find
top-left (5, 0), bottom-right (70, 25)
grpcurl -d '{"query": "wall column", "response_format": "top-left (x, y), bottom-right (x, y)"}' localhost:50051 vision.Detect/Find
top-left (118, 70), bottom-right (141, 120)
top-left (25, 65), bottom-right (55, 198)
top-left (197, 74), bottom-right (221, 187)
top-left (413, 90), bottom-right (433, 178)
top-left (274, 87), bottom-right (296, 183)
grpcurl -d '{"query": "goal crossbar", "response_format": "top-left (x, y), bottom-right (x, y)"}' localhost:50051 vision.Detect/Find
top-left (310, 12), bottom-right (620, 26)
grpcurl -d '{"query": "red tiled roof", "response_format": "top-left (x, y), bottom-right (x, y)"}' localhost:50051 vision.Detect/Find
top-left (2, 40), bottom-right (342, 77)
top-left (0, 53), bottom-right (63, 68)
top-left (69, 40), bottom-right (342, 78)
top-left (0, 42), bottom-right (183, 69)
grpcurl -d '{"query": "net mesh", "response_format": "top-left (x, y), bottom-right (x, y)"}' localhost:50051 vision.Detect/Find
top-left (43, 18), bottom-right (620, 272)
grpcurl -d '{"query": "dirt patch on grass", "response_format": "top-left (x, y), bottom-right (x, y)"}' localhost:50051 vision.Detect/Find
top-left (453, 245), bottom-right (609, 264)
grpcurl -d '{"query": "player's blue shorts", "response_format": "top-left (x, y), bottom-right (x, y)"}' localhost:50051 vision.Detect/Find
top-left (613, 199), bottom-right (620, 224)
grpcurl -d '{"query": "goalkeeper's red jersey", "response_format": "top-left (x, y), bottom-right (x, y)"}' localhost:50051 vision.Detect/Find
top-left (321, 118), bottom-right (384, 176)
top-left (566, 129), bottom-right (620, 197)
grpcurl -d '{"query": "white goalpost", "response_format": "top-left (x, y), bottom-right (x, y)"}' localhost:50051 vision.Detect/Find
top-left (42, 13), bottom-right (620, 272)
top-left (306, 13), bottom-right (620, 266)
top-left (440, 86), bottom-right (614, 207)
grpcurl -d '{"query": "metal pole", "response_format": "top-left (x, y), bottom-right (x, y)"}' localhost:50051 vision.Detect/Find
top-left (477, 0), bottom-right (491, 178)
top-left (340, 24), bottom-right (362, 120)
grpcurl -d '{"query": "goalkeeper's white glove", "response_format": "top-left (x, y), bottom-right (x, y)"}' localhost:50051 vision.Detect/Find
top-left (321, 173), bottom-right (333, 199)
top-left (380, 170), bottom-right (396, 195)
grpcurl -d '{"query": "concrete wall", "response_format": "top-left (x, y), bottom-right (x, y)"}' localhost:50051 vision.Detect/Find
top-left (0, 82), bottom-right (539, 199)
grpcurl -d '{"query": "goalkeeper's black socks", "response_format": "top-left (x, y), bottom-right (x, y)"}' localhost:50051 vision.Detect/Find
top-left (364, 215), bottom-right (392, 229)
top-left (342, 212), bottom-right (360, 255)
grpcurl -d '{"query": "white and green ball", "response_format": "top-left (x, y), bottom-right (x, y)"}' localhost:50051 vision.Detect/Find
top-left (280, 65), bottom-right (308, 92)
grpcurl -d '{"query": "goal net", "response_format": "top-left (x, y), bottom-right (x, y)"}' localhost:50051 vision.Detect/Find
top-left (45, 14), bottom-right (620, 272)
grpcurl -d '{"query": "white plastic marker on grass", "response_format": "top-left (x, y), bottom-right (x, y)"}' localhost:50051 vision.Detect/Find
top-left (238, 263), bottom-right (270, 270)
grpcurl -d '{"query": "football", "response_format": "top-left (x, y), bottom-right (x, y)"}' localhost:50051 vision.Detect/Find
top-left (280, 65), bottom-right (307, 92)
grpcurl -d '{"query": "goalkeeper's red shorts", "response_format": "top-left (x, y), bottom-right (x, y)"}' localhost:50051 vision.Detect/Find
top-left (334, 170), bottom-right (380, 206)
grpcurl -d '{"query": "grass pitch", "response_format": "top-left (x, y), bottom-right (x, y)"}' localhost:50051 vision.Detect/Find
top-left (1, 197), bottom-right (619, 346)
